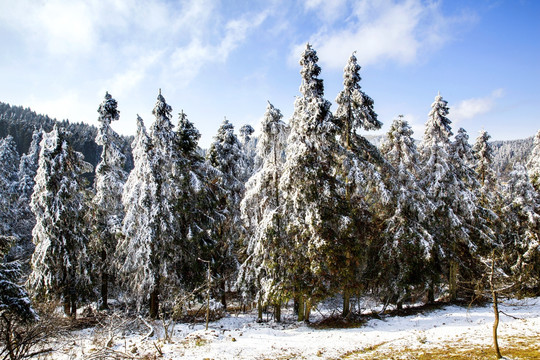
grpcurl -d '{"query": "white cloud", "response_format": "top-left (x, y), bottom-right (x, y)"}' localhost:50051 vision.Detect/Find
top-left (293, 0), bottom-right (473, 69)
top-left (169, 11), bottom-right (268, 85)
top-left (26, 91), bottom-right (93, 125)
top-left (102, 52), bottom-right (164, 98)
top-left (304, 0), bottom-right (348, 23)
top-left (451, 89), bottom-right (504, 123)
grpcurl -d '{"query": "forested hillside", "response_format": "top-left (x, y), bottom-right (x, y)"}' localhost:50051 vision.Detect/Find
top-left (0, 102), bottom-right (134, 174)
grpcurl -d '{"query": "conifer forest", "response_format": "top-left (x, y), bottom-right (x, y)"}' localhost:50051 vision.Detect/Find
top-left (1, 44), bottom-right (539, 359)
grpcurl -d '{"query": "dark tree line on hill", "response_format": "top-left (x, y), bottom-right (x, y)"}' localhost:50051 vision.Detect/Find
top-left (0, 102), bottom-right (134, 176)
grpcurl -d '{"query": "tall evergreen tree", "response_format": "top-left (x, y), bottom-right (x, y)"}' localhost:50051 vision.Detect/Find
top-left (379, 116), bottom-right (433, 308)
top-left (0, 136), bottom-right (20, 238)
top-left (334, 52), bottom-right (388, 316)
top-left (119, 91), bottom-right (179, 318)
top-left (335, 52), bottom-right (381, 148)
top-left (239, 124), bottom-right (257, 180)
top-left (91, 92), bottom-right (127, 309)
top-left (280, 44), bottom-right (344, 322)
top-left (28, 125), bottom-right (92, 316)
top-left (527, 129), bottom-right (540, 192)
top-left (473, 130), bottom-right (498, 205)
top-left (0, 235), bottom-right (37, 359)
top-left (238, 102), bottom-right (288, 320)
top-left (207, 118), bottom-right (246, 308)
top-left (419, 93), bottom-right (477, 302)
top-left (118, 116), bottom-right (157, 314)
top-left (173, 110), bottom-right (219, 292)
top-left (502, 164), bottom-right (540, 292)
top-left (12, 130), bottom-right (42, 257)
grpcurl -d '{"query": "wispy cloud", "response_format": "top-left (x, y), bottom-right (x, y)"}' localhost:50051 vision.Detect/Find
top-left (291, 0), bottom-right (476, 69)
top-left (452, 89), bottom-right (504, 123)
top-left (169, 11), bottom-right (268, 85)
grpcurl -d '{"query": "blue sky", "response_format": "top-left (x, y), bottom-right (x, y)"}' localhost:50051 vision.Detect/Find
top-left (0, 0), bottom-right (538, 148)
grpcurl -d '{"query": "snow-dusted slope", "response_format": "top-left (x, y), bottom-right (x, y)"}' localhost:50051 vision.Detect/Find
top-left (46, 297), bottom-right (540, 359)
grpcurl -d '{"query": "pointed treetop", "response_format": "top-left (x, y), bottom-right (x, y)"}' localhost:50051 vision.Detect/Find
top-left (136, 115), bottom-right (145, 132)
top-left (98, 91), bottom-right (119, 125)
top-left (299, 43), bottom-right (324, 98)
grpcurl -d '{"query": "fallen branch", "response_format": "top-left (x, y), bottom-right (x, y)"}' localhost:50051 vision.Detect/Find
top-left (139, 316), bottom-right (154, 341)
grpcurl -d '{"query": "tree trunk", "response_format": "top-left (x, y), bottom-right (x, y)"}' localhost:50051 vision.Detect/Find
top-left (304, 298), bottom-right (311, 324)
top-left (150, 277), bottom-right (160, 319)
top-left (220, 281), bottom-right (227, 310)
top-left (342, 289), bottom-right (351, 317)
top-left (63, 298), bottom-right (71, 317)
top-left (296, 296), bottom-right (304, 322)
top-left (449, 258), bottom-right (458, 302)
top-left (274, 299), bottom-right (281, 323)
top-left (71, 296), bottom-right (77, 319)
top-left (64, 288), bottom-right (76, 318)
top-left (257, 298), bottom-right (263, 323)
top-left (100, 249), bottom-right (109, 310)
top-left (491, 251), bottom-right (503, 359)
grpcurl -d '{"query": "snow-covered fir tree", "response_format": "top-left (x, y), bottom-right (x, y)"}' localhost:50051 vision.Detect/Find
top-left (90, 92), bottom-right (127, 309)
top-left (238, 102), bottom-right (288, 321)
top-left (472, 130), bottom-right (501, 249)
top-left (28, 125), bottom-right (92, 317)
top-left (239, 124), bottom-right (257, 180)
top-left (0, 235), bottom-right (37, 343)
top-left (335, 52), bottom-right (381, 148)
top-left (17, 130), bottom-right (42, 204)
top-left (207, 118), bottom-right (247, 308)
top-left (527, 129), bottom-right (540, 192)
top-left (119, 91), bottom-right (180, 318)
top-left (473, 130), bottom-right (498, 204)
top-left (173, 110), bottom-right (220, 291)
top-left (0, 135), bottom-right (20, 238)
top-left (334, 52), bottom-right (388, 316)
top-left (502, 163), bottom-right (540, 292)
top-left (118, 116), bottom-right (156, 314)
top-left (379, 116), bottom-right (433, 309)
top-left (280, 44), bottom-right (345, 322)
top-left (12, 130), bottom-right (42, 257)
top-left (419, 93), bottom-right (479, 302)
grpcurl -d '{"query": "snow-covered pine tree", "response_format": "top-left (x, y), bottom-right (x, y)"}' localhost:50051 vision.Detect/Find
top-left (238, 102), bottom-right (288, 321)
top-left (502, 163), bottom-right (540, 292)
top-left (28, 125), bottom-right (92, 317)
top-left (11, 129), bottom-right (42, 259)
top-left (379, 116), bottom-right (433, 309)
top-left (207, 118), bottom-right (246, 309)
top-left (527, 129), bottom-right (540, 192)
top-left (335, 52), bottom-right (381, 148)
top-left (0, 235), bottom-right (37, 357)
top-left (119, 91), bottom-right (180, 318)
top-left (473, 130), bottom-right (498, 205)
top-left (91, 92), bottom-right (127, 309)
top-left (17, 130), bottom-right (42, 205)
top-left (173, 110), bottom-right (219, 292)
top-left (279, 44), bottom-right (344, 322)
top-left (419, 93), bottom-right (477, 302)
top-left (118, 116), bottom-right (156, 314)
top-left (449, 127), bottom-right (489, 299)
top-left (472, 130), bottom-right (501, 251)
top-left (239, 124), bottom-right (257, 180)
top-left (334, 52), bottom-right (388, 316)
top-left (0, 135), bottom-right (20, 238)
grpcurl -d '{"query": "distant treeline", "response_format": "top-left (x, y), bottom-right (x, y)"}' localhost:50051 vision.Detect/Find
top-left (0, 101), bottom-right (134, 177)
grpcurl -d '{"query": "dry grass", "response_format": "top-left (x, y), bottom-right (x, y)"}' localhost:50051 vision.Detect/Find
top-left (342, 335), bottom-right (540, 359)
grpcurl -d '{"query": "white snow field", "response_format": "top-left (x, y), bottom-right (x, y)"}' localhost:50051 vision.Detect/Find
top-left (43, 297), bottom-right (540, 359)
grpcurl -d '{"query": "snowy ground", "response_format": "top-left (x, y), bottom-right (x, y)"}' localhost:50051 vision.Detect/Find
top-left (39, 297), bottom-right (540, 359)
